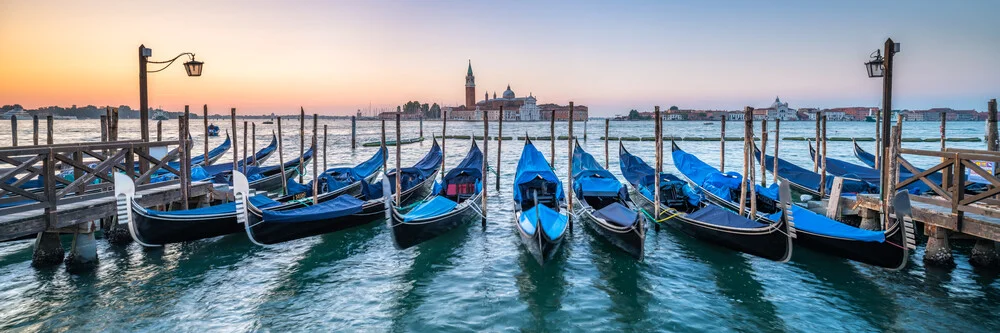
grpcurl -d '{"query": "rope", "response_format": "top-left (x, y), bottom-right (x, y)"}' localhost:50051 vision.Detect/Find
top-left (639, 207), bottom-right (682, 224)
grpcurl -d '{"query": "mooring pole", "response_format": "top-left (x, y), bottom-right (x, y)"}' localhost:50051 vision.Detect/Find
top-left (496, 106), bottom-right (503, 191)
top-left (584, 119), bottom-right (588, 141)
top-left (879, 38), bottom-right (896, 207)
top-left (156, 120), bottom-right (162, 141)
top-left (988, 99), bottom-right (999, 151)
top-left (243, 121), bottom-right (248, 173)
top-left (773, 119), bottom-right (781, 185)
top-left (180, 107), bottom-right (190, 208)
top-left (252, 122), bottom-right (257, 166)
top-left (875, 109), bottom-right (881, 170)
top-left (940, 111), bottom-right (947, 152)
top-left (323, 124), bottom-right (328, 171)
top-left (420, 116), bottom-right (424, 138)
top-left (312, 114), bottom-right (319, 205)
top-left (568, 102), bottom-right (575, 232)
top-left (748, 107), bottom-right (756, 217)
top-left (738, 107), bottom-right (751, 216)
top-left (381, 119), bottom-right (387, 173)
top-left (204, 105), bottom-right (209, 167)
top-left (820, 115), bottom-right (828, 198)
top-left (654, 106), bottom-right (662, 232)
top-left (441, 110), bottom-right (447, 176)
top-left (604, 118), bottom-right (610, 169)
top-left (33, 115), bottom-right (39, 146)
top-left (720, 116), bottom-right (726, 171)
top-left (760, 119), bottom-right (768, 186)
top-left (550, 109), bottom-right (556, 167)
top-left (99, 115), bottom-right (107, 145)
top-left (299, 107), bottom-right (305, 183)
top-left (351, 115), bottom-right (357, 150)
top-left (814, 113), bottom-right (821, 173)
top-left (46, 115), bottom-right (53, 145)
top-left (395, 113), bottom-right (402, 205)
top-left (482, 108), bottom-right (489, 227)
top-left (277, 117), bottom-right (287, 195)
top-left (10, 116), bottom-right (16, 147)
top-left (231, 108), bottom-right (239, 171)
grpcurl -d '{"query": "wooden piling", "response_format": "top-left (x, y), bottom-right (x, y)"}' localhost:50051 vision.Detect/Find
top-left (395, 113), bottom-right (402, 205)
top-left (482, 108), bottom-right (489, 227)
top-left (496, 106), bottom-right (503, 191)
top-left (875, 109), bottom-right (881, 170)
top-left (738, 107), bottom-right (751, 217)
top-left (720, 116), bottom-right (726, 171)
top-left (312, 114), bottom-right (319, 205)
top-left (252, 122), bottom-right (257, 166)
top-left (814, 114), bottom-right (820, 173)
top-left (550, 109), bottom-right (556, 167)
top-left (420, 116), bottom-right (424, 138)
top-left (231, 108), bottom-right (239, 171)
top-left (179, 108), bottom-right (189, 208)
top-left (243, 121), bottom-right (248, 173)
top-left (109, 107), bottom-right (118, 142)
top-left (277, 117), bottom-right (287, 195)
top-left (760, 119), bottom-right (767, 186)
top-left (99, 116), bottom-right (107, 144)
top-left (351, 115), bottom-right (356, 149)
top-left (748, 109), bottom-right (756, 216)
top-left (568, 102), bottom-right (575, 232)
top-left (33, 115), bottom-right (39, 146)
top-left (988, 99), bottom-right (999, 151)
top-left (654, 106), bottom-right (662, 231)
top-left (940, 111), bottom-right (946, 152)
top-left (819, 115), bottom-right (828, 198)
top-left (604, 119), bottom-right (610, 169)
top-left (299, 107), bottom-right (305, 183)
top-left (204, 105), bottom-right (209, 167)
top-left (381, 119), bottom-right (387, 172)
top-left (584, 119), bottom-right (588, 141)
top-left (773, 119), bottom-right (780, 185)
top-left (10, 116), bottom-right (17, 147)
top-left (323, 124), bottom-right (328, 171)
top-left (441, 111), bottom-right (447, 176)
top-left (156, 120), bottom-right (162, 141)
top-left (46, 115), bottom-right (53, 145)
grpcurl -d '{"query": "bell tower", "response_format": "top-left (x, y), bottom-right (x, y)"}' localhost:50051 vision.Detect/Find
top-left (465, 60), bottom-right (476, 108)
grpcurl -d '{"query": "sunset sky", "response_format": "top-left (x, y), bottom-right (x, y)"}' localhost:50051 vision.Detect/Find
top-left (1, 0), bottom-right (998, 116)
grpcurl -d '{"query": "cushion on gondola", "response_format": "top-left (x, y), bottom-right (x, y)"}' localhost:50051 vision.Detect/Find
top-left (402, 196), bottom-right (458, 222)
top-left (766, 205), bottom-right (885, 243)
top-left (520, 204), bottom-right (568, 241)
top-left (145, 194), bottom-right (279, 217)
top-left (575, 175), bottom-right (620, 197)
top-left (285, 179), bottom-right (313, 197)
top-left (685, 205), bottom-right (768, 229)
top-left (260, 195), bottom-right (364, 223)
top-left (593, 202), bottom-right (638, 227)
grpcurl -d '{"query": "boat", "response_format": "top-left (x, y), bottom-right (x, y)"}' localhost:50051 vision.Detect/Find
top-left (753, 143), bottom-right (876, 198)
top-left (703, 122), bottom-right (714, 125)
top-left (236, 140), bottom-right (441, 245)
top-left (362, 136), bottom-right (424, 147)
top-left (513, 138), bottom-right (568, 266)
top-left (207, 124), bottom-right (220, 136)
top-left (572, 141), bottom-right (645, 260)
top-left (211, 144), bottom-right (315, 193)
top-left (619, 143), bottom-right (791, 261)
top-left (672, 141), bottom-right (916, 269)
top-left (114, 146), bottom-right (384, 246)
top-left (852, 140), bottom-right (878, 168)
top-left (389, 140), bottom-right (483, 249)
top-left (847, 141), bottom-right (987, 194)
top-left (808, 141), bottom-right (934, 195)
top-left (1, 109), bottom-right (31, 119)
top-left (201, 134), bottom-right (278, 178)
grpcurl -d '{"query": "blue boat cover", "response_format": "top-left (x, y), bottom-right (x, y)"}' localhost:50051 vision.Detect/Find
top-left (519, 204), bottom-right (568, 241)
top-left (593, 202), bottom-right (638, 227)
top-left (403, 196), bottom-right (458, 222)
top-left (387, 140), bottom-right (442, 190)
top-left (442, 141), bottom-right (484, 183)
top-left (672, 146), bottom-right (775, 201)
top-left (145, 194), bottom-right (279, 217)
top-left (260, 194), bottom-right (365, 223)
top-left (188, 134), bottom-right (231, 167)
top-left (285, 179), bottom-right (313, 196)
top-left (809, 143), bottom-right (932, 194)
top-left (766, 205), bottom-right (885, 243)
top-left (620, 145), bottom-right (701, 206)
top-left (572, 143), bottom-right (623, 197)
top-left (201, 135), bottom-right (278, 177)
top-left (513, 141), bottom-right (564, 204)
top-left (686, 205), bottom-right (767, 229)
top-left (323, 146), bottom-right (386, 191)
top-left (619, 145), bottom-right (656, 187)
top-left (755, 146), bottom-right (875, 194)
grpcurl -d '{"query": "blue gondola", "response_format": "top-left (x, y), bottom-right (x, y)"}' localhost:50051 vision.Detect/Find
top-left (753, 143), bottom-right (876, 197)
top-left (572, 140), bottom-right (645, 260)
top-left (237, 140), bottom-right (441, 245)
top-left (672, 141), bottom-right (915, 269)
top-left (389, 140), bottom-right (483, 249)
top-left (807, 141), bottom-right (932, 194)
top-left (848, 140), bottom-right (986, 194)
top-left (513, 138), bottom-right (568, 266)
top-left (207, 124), bottom-right (220, 137)
top-left (619, 143), bottom-right (791, 261)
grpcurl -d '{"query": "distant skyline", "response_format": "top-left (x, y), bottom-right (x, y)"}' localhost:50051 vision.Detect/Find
top-left (1, 0), bottom-right (998, 116)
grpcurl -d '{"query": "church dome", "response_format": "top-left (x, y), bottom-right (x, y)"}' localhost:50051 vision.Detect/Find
top-left (502, 84), bottom-right (515, 99)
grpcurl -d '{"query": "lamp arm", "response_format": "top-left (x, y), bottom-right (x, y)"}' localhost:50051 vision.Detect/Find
top-left (146, 52), bottom-right (196, 73)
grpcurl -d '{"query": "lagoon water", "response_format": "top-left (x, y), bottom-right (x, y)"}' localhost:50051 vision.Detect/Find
top-left (1, 119), bottom-right (998, 332)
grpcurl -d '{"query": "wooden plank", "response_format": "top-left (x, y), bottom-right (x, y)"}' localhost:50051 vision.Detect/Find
top-left (826, 177), bottom-right (844, 219)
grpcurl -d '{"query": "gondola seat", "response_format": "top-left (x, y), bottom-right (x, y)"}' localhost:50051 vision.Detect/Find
top-left (519, 177), bottom-right (558, 211)
top-left (593, 202), bottom-right (638, 227)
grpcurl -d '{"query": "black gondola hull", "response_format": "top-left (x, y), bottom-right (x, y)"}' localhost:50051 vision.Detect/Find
top-left (130, 202), bottom-right (242, 245)
top-left (389, 192), bottom-right (482, 250)
top-left (576, 203), bottom-right (645, 261)
top-left (795, 224), bottom-right (907, 269)
top-left (513, 202), bottom-right (566, 266)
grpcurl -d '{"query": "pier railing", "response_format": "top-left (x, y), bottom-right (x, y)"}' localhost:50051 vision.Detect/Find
top-left (894, 148), bottom-right (1000, 219)
top-left (0, 140), bottom-right (190, 220)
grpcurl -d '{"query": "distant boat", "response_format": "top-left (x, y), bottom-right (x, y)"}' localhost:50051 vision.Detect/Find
top-left (207, 124), bottom-right (220, 136)
top-left (1, 109), bottom-right (30, 119)
top-left (703, 122), bottom-right (714, 125)
top-left (865, 116), bottom-right (876, 122)
top-left (263, 118), bottom-right (274, 125)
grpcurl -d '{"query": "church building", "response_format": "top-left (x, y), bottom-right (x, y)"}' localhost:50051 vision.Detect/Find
top-left (447, 61), bottom-right (584, 121)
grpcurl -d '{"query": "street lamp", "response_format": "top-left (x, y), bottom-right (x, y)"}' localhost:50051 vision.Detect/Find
top-left (138, 44), bottom-right (204, 144)
top-left (865, 50), bottom-right (884, 78)
top-left (865, 38), bottom-right (899, 221)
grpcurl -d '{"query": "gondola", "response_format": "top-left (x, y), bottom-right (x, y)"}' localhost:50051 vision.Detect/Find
top-left (513, 138), bottom-right (568, 266)
top-left (201, 134), bottom-right (278, 179)
top-left (752, 143), bottom-right (876, 198)
top-left (236, 140), bottom-right (441, 245)
top-left (207, 124), bottom-right (220, 136)
top-left (114, 146), bottom-right (383, 246)
top-left (807, 141), bottom-right (932, 194)
top-left (185, 133), bottom-right (231, 167)
top-left (852, 140), bottom-right (878, 168)
top-left (672, 141), bottom-right (916, 269)
top-left (389, 140), bottom-right (483, 249)
top-left (619, 143), bottom-right (791, 262)
top-left (849, 140), bottom-right (987, 194)
top-left (211, 144), bottom-right (316, 193)
top-left (572, 141), bottom-right (645, 260)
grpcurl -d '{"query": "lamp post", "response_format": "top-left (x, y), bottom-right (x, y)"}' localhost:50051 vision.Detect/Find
top-left (865, 38), bottom-right (899, 205)
top-left (138, 44), bottom-right (203, 144)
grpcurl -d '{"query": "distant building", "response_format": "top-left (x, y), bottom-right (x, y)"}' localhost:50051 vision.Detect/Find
top-left (445, 61), bottom-right (584, 121)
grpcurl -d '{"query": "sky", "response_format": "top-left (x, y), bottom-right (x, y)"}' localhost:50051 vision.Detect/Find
top-left (1, 0), bottom-right (998, 117)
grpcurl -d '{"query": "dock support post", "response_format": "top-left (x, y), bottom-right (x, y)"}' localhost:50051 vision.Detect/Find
top-left (924, 225), bottom-right (955, 267)
top-left (33, 115), bottom-right (39, 146)
top-left (584, 119), bottom-right (587, 141)
top-left (10, 115), bottom-right (17, 147)
top-left (971, 98), bottom-right (999, 267)
top-left (100, 115), bottom-right (107, 144)
top-left (66, 222), bottom-right (98, 266)
top-left (858, 207), bottom-right (880, 230)
top-left (351, 115), bottom-right (357, 150)
top-left (32, 232), bottom-right (64, 266)
top-left (496, 106), bottom-right (502, 192)
top-left (875, 111), bottom-right (881, 170)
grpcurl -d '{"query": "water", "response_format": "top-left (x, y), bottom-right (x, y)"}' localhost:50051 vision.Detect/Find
top-left (1, 119), bottom-right (998, 332)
